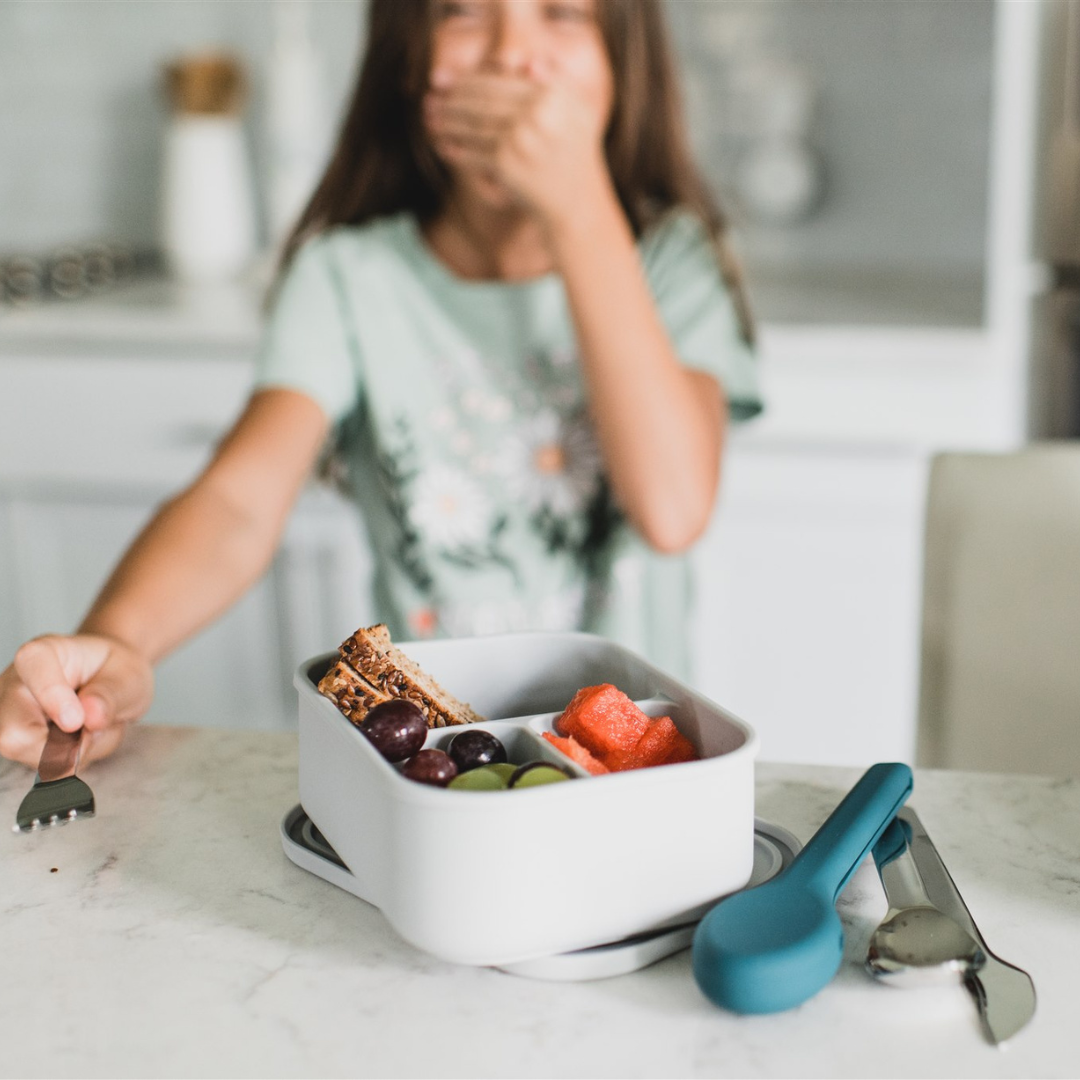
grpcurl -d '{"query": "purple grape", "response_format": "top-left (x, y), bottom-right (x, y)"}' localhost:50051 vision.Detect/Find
top-left (401, 749), bottom-right (458, 787)
top-left (447, 729), bottom-right (508, 773)
top-left (359, 700), bottom-right (427, 763)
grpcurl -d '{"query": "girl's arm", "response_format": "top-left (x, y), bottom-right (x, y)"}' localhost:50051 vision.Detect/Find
top-left (0, 388), bottom-right (329, 766)
top-left (79, 388), bottom-right (329, 659)
top-left (545, 193), bottom-right (726, 553)
top-left (427, 71), bottom-right (728, 553)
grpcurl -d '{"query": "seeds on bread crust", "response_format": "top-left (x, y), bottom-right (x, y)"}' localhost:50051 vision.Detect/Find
top-left (317, 624), bottom-right (484, 730)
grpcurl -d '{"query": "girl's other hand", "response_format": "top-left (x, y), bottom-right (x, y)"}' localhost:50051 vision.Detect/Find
top-left (426, 67), bottom-right (612, 231)
top-left (424, 0), bottom-right (615, 233)
top-left (0, 634), bottom-right (154, 767)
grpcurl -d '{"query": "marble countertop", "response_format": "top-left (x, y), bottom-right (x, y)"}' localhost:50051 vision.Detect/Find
top-left (2, 726), bottom-right (1077, 1078)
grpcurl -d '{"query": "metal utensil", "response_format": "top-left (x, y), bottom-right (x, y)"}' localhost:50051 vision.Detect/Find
top-left (13, 723), bottom-right (95, 833)
top-left (867, 815), bottom-right (986, 985)
top-left (692, 762), bottom-right (913, 1014)
top-left (868, 806), bottom-right (1036, 1046)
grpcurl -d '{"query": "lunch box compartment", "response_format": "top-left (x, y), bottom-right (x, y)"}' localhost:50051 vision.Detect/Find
top-left (296, 631), bottom-right (758, 966)
top-left (379, 631), bottom-right (659, 718)
top-left (420, 719), bottom-right (591, 778)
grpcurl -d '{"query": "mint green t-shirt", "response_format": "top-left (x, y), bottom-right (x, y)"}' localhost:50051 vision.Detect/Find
top-left (254, 210), bottom-right (761, 679)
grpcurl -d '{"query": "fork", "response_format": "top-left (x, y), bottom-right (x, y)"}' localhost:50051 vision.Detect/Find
top-left (13, 722), bottom-right (96, 833)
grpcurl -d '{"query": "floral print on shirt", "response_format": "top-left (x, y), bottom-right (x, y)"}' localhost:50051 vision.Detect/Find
top-left (375, 347), bottom-right (624, 635)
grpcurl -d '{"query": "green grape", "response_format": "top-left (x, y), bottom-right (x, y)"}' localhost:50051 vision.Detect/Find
top-left (509, 762), bottom-right (571, 788)
top-left (448, 766), bottom-right (508, 792)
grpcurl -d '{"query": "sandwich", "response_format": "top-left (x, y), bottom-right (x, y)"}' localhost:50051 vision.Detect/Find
top-left (317, 623), bottom-right (484, 729)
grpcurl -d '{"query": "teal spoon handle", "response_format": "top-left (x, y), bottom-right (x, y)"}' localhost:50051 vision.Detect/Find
top-left (787, 762), bottom-right (913, 900)
top-left (692, 761), bottom-right (913, 1015)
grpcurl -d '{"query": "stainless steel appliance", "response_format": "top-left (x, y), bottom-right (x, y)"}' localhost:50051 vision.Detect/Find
top-left (1032, 0), bottom-right (1080, 436)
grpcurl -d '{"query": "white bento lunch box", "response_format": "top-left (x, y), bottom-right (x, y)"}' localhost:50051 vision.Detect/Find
top-left (295, 631), bottom-right (759, 967)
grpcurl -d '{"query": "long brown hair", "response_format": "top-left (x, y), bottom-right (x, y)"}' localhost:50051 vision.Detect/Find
top-left (279, 0), bottom-right (754, 344)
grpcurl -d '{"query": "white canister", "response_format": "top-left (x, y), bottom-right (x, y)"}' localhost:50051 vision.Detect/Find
top-left (161, 55), bottom-right (258, 282)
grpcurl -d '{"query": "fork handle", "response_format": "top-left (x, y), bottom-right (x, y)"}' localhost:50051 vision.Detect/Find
top-left (873, 817), bottom-right (936, 912)
top-left (38, 723), bottom-right (83, 783)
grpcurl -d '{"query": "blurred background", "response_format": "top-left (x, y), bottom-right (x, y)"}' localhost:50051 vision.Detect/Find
top-left (0, 0), bottom-right (993, 324)
top-left (0, 0), bottom-right (360, 257)
top-left (1, 0), bottom-right (1076, 771)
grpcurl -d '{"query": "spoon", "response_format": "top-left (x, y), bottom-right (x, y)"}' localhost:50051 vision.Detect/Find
top-left (692, 761), bottom-right (913, 1014)
top-left (868, 807), bottom-right (1036, 1045)
top-left (866, 816), bottom-right (985, 985)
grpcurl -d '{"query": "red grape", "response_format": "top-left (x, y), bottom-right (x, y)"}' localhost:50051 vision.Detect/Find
top-left (401, 749), bottom-right (458, 787)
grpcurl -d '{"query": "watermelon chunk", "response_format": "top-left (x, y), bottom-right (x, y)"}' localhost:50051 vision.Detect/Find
top-left (541, 731), bottom-right (610, 775)
top-left (553, 684), bottom-right (700, 775)
top-left (555, 684), bottom-right (650, 759)
top-left (606, 715), bottom-right (686, 771)
top-left (659, 727), bottom-right (698, 765)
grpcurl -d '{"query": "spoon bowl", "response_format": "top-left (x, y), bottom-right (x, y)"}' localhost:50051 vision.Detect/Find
top-left (693, 884), bottom-right (843, 1014)
top-left (867, 905), bottom-right (986, 986)
top-left (692, 762), bottom-right (913, 1014)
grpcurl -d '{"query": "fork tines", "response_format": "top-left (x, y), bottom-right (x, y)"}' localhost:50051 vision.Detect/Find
top-left (14, 775), bottom-right (96, 833)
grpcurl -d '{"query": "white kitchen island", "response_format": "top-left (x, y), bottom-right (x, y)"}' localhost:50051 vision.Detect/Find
top-left (1, 725), bottom-right (1075, 1079)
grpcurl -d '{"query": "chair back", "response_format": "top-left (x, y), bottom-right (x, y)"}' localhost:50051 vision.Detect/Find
top-left (918, 445), bottom-right (1080, 776)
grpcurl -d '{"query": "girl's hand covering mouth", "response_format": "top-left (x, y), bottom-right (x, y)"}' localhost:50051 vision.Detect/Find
top-left (423, 60), bottom-right (614, 231)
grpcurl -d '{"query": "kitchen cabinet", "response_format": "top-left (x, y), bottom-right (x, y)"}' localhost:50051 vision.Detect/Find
top-left (0, 307), bottom-right (375, 731)
top-left (1, 488), bottom-right (288, 728)
top-left (691, 322), bottom-right (1014, 767)
top-left (0, 481), bottom-right (372, 731)
top-left (694, 438), bottom-right (926, 766)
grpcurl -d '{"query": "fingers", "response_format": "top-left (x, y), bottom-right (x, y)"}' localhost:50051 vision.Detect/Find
top-left (76, 654), bottom-right (154, 733)
top-left (0, 679), bottom-right (49, 767)
top-left (425, 72), bottom-right (537, 134)
top-left (427, 106), bottom-right (504, 154)
top-left (6, 632), bottom-right (152, 737)
top-left (425, 75), bottom-right (545, 173)
top-left (433, 139), bottom-right (497, 177)
top-left (1, 635), bottom-right (151, 768)
top-left (79, 690), bottom-right (112, 732)
top-left (81, 723), bottom-right (126, 766)
top-left (430, 69), bottom-right (537, 104)
top-left (12, 636), bottom-right (105, 731)
top-left (425, 98), bottom-right (520, 151)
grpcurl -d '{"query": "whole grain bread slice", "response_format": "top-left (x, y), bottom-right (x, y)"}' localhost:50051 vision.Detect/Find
top-left (318, 624), bottom-right (484, 729)
top-left (317, 658), bottom-right (393, 724)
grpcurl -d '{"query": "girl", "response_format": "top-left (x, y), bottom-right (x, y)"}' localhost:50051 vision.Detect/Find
top-left (0, 0), bottom-right (761, 768)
